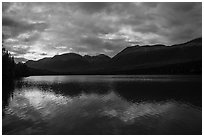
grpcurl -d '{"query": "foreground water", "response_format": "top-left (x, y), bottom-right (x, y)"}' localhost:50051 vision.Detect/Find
top-left (2, 75), bottom-right (202, 135)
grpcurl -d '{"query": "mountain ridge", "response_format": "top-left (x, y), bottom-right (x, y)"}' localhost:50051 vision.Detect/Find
top-left (26, 37), bottom-right (202, 75)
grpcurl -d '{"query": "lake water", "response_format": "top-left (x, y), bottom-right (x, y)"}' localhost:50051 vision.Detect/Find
top-left (2, 75), bottom-right (202, 135)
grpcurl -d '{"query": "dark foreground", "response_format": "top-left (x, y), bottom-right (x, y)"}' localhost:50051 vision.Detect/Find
top-left (2, 75), bottom-right (202, 135)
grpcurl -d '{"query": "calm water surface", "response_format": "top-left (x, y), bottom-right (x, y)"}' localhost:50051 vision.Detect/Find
top-left (2, 75), bottom-right (202, 135)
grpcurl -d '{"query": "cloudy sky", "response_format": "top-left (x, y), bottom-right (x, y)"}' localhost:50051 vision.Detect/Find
top-left (2, 2), bottom-right (202, 62)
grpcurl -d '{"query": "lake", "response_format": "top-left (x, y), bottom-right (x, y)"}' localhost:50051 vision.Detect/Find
top-left (2, 75), bottom-right (202, 135)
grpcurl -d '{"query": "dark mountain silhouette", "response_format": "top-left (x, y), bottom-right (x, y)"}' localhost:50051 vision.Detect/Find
top-left (26, 53), bottom-right (111, 73)
top-left (26, 37), bottom-right (202, 75)
top-left (109, 38), bottom-right (201, 71)
top-left (84, 54), bottom-right (111, 64)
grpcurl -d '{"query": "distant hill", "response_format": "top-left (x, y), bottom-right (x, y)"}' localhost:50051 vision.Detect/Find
top-left (26, 37), bottom-right (202, 75)
top-left (109, 38), bottom-right (202, 71)
top-left (26, 53), bottom-right (111, 73)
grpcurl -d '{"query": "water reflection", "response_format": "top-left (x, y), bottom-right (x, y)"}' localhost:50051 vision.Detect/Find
top-left (2, 79), bottom-right (15, 113)
top-left (3, 89), bottom-right (201, 135)
top-left (2, 75), bottom-right (202, 135)
top-left (15, 75), bottom-right (202, 106)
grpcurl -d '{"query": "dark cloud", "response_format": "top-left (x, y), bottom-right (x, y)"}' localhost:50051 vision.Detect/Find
top-left (165, 2), bottom-right (198, 12)
top-left (142, 2), bottom-right (158, 8)
top-left (2, 2), bottom-right (202, 60)
top-left (2, 2), bottom-right (11, 12)
top-left (71, 2), bottom-right (110, 14)
top-left (163, 25), bottom-right (201, 44)
top-left (134, 23), bottom-right (159, 34)
top-left (2, 16), bottom-right (48, 39)
top-left (153, 2), bottom-right (202, 44)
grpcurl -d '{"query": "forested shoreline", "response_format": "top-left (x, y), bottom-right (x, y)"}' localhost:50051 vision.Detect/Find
top-left (2, 47), bottom-right (29, 82)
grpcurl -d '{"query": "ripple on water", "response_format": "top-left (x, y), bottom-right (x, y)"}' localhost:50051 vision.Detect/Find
top-left (3, 89), bottom-right (202, 135)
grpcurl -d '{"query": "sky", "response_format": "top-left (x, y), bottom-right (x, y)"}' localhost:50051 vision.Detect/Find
top-left (2, 2), bottom-right (202, 62)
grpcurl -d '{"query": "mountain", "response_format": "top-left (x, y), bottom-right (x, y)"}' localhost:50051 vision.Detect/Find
top-left (26, 37), bottom-right (202, 75)
top-left (26, 53), bottom-right (111, 73)
top-left (84, 54), bottom-right (111, 64)
top-left (110, 37), bottom-right (202, 70)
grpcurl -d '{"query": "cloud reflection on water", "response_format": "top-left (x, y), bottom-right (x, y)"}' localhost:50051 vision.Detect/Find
top-left (3, 88), bottom-right (201, 134)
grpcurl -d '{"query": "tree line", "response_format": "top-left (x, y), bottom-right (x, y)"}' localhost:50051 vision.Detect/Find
top-left (2, 45), bottom-right (29, 84)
